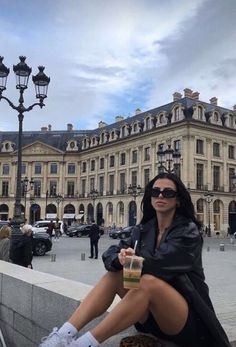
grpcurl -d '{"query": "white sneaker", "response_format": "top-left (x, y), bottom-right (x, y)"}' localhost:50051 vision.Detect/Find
top-left (39, 327), bottom-right (75, 347)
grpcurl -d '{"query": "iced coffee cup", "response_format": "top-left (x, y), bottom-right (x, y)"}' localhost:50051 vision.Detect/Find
top-left (123, 255), bottom-right (144, 289)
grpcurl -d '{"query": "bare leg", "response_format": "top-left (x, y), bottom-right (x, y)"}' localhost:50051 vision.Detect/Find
top-left (69, 271), bottom-right (127, 330)
top-left (91, 274), bottom-right (188, 343)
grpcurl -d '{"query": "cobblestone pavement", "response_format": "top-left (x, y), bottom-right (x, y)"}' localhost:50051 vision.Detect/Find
top-left (33, 234), bottom-right (236, 344)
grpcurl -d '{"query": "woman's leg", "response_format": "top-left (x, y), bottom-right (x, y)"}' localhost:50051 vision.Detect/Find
top-left (69, 270), bottom-right (127, 330)
top-left (90, 274), bottom-right (188, 343)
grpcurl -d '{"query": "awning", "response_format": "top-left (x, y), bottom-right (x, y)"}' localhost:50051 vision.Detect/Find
top-left (75, 213), bottom-right (84, 219)
top-left (63, 214), bottom-right (75, 219)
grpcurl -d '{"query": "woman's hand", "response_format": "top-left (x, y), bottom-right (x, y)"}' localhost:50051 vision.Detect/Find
top-left (118, 247), bottom-right (135, 266)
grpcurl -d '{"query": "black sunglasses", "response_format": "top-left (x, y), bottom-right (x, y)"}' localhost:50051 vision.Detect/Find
top-left (151, 187), bottom-right (177, 199)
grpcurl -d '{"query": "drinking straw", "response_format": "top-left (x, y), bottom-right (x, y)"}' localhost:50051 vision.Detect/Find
top-left (129, 240), bottom-right (138, 269)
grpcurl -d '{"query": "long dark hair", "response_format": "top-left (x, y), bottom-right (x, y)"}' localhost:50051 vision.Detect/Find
top-left (140, 172), bottom-right (201, 228)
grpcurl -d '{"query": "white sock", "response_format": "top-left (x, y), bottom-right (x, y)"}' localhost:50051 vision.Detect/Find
top-left (75, 331), bottom-right (99, 347)
top-left (58, 322), bottom-right (78, 337)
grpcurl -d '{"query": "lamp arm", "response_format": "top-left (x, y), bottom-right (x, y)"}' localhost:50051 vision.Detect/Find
top-left (25, 101), bottom-right (45, 112)
top-left (0, 95), bottom-right (18, 111)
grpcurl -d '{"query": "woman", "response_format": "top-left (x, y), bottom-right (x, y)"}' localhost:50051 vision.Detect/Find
top-left (10, 224), bottom-right (33, 268)
top-left (40, 173), bottom-right (230, 347)
top-left (0, 224), bottom-right (11, 262)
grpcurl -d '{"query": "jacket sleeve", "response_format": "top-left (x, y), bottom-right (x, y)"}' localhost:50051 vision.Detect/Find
top-left (141, 222), bottom-right (202, 281)
top-left (102, 231), bottom-right (137, 271)
top-left (2, 239), bottom-right (10, 262)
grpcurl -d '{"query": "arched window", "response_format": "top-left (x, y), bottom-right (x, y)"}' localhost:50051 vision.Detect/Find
top-left (159, 114), bottom-right (164, 124)
top-left (118, 201), bottom-right (124, 225)
top-left (196, 199), bottom-right (204, 213)
top-left (213, 200), bottom-right (220, 213)
top-left (174, 107), bottom-right (180, 121)
top-left (197, 106), bottom-right (203, 120)
top-left (107, 202), bottom-right (113, 225)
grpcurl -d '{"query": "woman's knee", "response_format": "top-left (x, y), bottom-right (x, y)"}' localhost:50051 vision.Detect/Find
top-left (139, 274), bottom-right (167, 294)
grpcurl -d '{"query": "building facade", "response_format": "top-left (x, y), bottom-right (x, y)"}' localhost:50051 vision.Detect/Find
top-left (1, 88), bottom-right (236, 234)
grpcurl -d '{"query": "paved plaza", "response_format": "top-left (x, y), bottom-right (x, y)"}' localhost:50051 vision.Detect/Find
top-left (33, 234), bottom-right (236, 344)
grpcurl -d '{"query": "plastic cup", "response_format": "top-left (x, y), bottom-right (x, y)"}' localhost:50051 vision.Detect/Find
top-left (123, 255), bottom-right (144, 289)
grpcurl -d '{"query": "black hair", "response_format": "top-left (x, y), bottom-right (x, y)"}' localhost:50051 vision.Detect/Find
top-left (140, 172), bottom-right (201, 228)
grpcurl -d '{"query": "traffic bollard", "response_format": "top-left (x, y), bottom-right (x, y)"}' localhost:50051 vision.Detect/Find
top-left (51, 254), bottom-right (56, 262)
top-left (219, 244), bottom-right (225, 251)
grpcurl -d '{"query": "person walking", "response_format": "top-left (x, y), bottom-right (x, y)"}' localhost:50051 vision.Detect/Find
top-left (88, 220), bottom-right (100, 259)
top-left (47, 220), bottom-right (54, 239)
top-left (0, 224), bottom-right (12, 262)
top-left (10, 224), bottom-right (33, 268)
top-left (39, 172), bottom-right (230, 347)
top-left (54, 218), bottom-right (61, 241)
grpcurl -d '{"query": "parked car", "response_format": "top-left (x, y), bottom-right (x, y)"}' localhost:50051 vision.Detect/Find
top-left (109, 226), bottom-right (133, 239)
top-left (32, 232), bottom-right (52, 256)
top-left (66, 224), bottom-right (104, 238)
top-left (0, 220), bottom-right (9, 228)
top-left (31, 220), bottom-right (63, 236)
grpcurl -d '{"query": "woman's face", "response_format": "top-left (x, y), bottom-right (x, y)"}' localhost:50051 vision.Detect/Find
top-left (151, 178), bottom-right (178, 214)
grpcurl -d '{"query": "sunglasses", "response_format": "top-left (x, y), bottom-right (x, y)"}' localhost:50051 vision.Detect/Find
top-left (151, 187), bottom-right (177, 199)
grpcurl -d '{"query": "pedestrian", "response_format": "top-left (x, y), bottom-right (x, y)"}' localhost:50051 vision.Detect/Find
top-left (0, 224), bottom-right (12, 262)
top-left (88, 220), bottom-right (100, 259)
top-left (10, 224), bottom-right (33, 269)
top-left (39, 172), bottom-right (230, 347)
top-left (63, 221), bottom-right (68, 235)
top-left (47, 220), bottom-right (54, 239)
top-left (54, 218), bottom-right (61, 241)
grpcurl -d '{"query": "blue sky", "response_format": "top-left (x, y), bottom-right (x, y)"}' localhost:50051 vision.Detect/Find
top-left (0, 0), bottom-right (236, 131)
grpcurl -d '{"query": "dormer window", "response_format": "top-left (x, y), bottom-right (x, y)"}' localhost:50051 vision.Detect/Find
top-left (160, 114), bottom-right (165, 124)
top-left (214, 112), bottom-right (219, 122)
top-left (198, 106), bottom-right (203, 120)
top-left (174, 107), bottom-right (180, 121)
top-left (66, 140), bottom-right (78, 151)
top-left (145, 117), bottom-right (151, 130)
top-left (1, 141), bottom-right (15, 153)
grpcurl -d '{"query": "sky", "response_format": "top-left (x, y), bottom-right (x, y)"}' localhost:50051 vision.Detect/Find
top-left (0, 0), bottom-right (236, 132)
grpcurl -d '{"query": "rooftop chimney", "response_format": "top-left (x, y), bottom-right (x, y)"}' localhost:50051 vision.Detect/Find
top-left (48, 124), bottom-right (52, 131)
top-left (184, 88), bottom-right (193, 98)
top-left (135, 108), bottom-right (142, 115)
top-left (67, 123), bottom-right (73, 131)
top-left (173, 92), bottom-right (182, 101)
top-left (210, 97), bottom-right (218, 106)
top-left (98, 121), bottom-right (107, 128)
top-left (115, 115), bottom-right (124, 122)
top-left (192, 91), bottom-right (200, 100)
top-left (41, 126), bottom-right (47, 132)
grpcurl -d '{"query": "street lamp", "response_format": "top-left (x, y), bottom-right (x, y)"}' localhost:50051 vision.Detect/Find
top-left (0, 56), bottom-right (50, 239)
top-left (204, 191), bottom-right (214, 237)
top-left (89, 189), bottom-right (98, 220)
top-left (55, 194), bottom-right (64, 220)
top-left (21, 176), bottom-right (35, 222)
top-left (157, 144), bottom-right (181, 173)
top-left (128, 184), bottom-right (142, 200)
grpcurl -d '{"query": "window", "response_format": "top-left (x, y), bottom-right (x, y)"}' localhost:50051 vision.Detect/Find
top-left (228, 145), bottom-right (235, 159)
top-left (91, 160), bottom-right (95, 171)
top-left (213, 166), bottom-right (220, 191)
top-left (49, 181), bottom-right (57, 196)
top-left (82, 162), bottom-right (87, 173)
top-left (197, 199), bottom-right (204, 213)
top-left (120, 153), bottom-right (126, 165)
top-left (100, 158), bottom-right (104, 170)
top-left (35, 162), bottom-right (42, 174)
top-left (109, 175), bottom-right (114, 194)
top-left (2, 164), bottom-right (9, 175)
top-left (67, 181), bottom-right (75, 197)
top-left (196, 139), bottom-right (204, 154)
top-left (68, 163), bottom-right (75, 174)
top-left (90, 177), bottom-right (95, 191)
top-left (229, 168), bottom-right (235, 192)
top-left (21, 163), bottom-right (26, 175)
top-left (2, 181), bottom-right (9, 197)
top-left (196, 164), bottom-right (204, 189)
top-left (144, 168), bottom-right (150, 188)
top-left (132, 150), bottom-right (138, 164)
top-left (213, 143), bottom-right (220, 157)
top-left (99, 176), bottom-right (104, 195)
top-left (174, 140), bottom-right (181, 152)
top-left (144, 147), bottom-right (150, 161)
top-left (81, 179), bottom-right (86, 196)
top-left (174, 107), bottom-right (180, 121)
top-left (133, 123), bottom-right (138, 133)
top-left (197, 107), bottom-right (203, 120)
top-left (34, 180), bottom-right (41, 197)
top-left (120, 173), bottom-right (126, 194)
top-left (121, 126), bottom-right (126, 137)
top-left (145, 118), bottom-right (150, 130)
top-left (50, 163), bottom-right (57, 174)
top-left (110, 155), bottom-right (115, 167)
top-left (131, 171), bottom-right (137, 186)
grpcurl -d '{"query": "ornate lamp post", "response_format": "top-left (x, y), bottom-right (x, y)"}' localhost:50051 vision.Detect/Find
top-left (157, 144), bottom-right (181, 174)
top-left (0, 56), bottom-right (50, 239)
top-left (128, 184), bottom-right (142, 201)
top-left (55, 194), bottom-right (64, 220)
top-left (21, 176), bottom-right (35, 222)
top-left (89, 189), bottom-right (98, 221)
top-left (204, 191), bottom-right (214, 237)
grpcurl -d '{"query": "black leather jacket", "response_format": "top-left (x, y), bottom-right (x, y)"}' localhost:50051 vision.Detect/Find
top-left (102, 215), bottom-right (230, 347)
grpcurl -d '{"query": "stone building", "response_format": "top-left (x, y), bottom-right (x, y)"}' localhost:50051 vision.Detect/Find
top-left (1, 89), bottom-right (236, 233)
